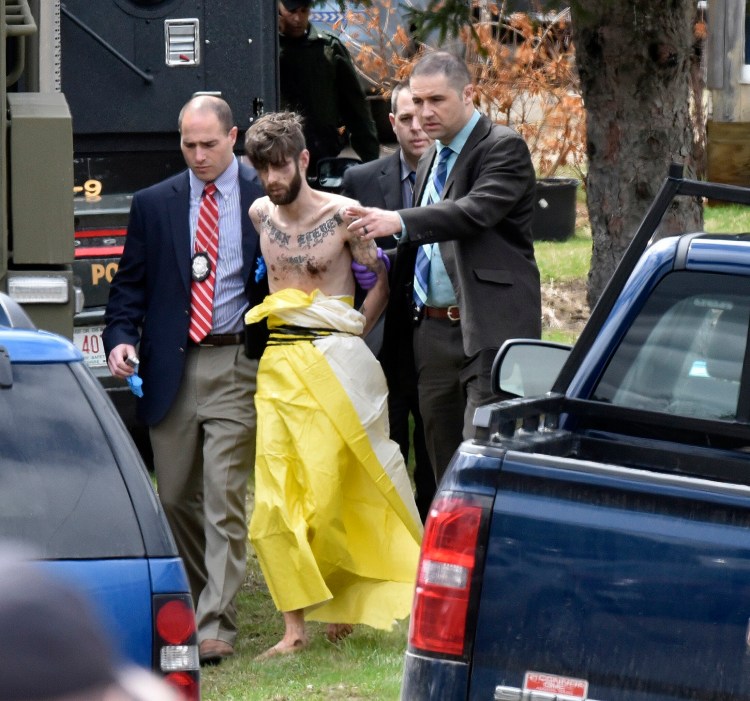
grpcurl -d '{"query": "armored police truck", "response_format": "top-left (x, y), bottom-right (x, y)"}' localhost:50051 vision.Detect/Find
top-left (1, 1), bottom-right (76, 338)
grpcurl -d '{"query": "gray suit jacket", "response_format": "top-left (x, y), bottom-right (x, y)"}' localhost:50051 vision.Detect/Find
top-left (396, 114), bottom-right (541, 357)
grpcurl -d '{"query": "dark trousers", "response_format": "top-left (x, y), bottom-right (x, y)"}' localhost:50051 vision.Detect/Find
top-left (414, 317), bottom-right (497, 483)
top-left (388, 381), bottom-right (435, 523)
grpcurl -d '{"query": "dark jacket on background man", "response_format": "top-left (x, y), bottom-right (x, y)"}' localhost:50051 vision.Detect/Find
top-left (279, 23), bottom-right (379, 169)
top-left (342, 149), bottom-right (436, 522)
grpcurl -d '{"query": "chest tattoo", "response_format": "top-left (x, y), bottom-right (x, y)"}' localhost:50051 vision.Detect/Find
top-left (296, 217), bottom-right (337, 249)
top-left (261, 212), bottom-right (291, 248)
top-left (260, 210), bottom-right (339, 278)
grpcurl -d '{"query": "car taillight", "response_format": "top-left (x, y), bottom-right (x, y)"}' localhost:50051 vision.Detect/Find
top-left (153, 594), bottom-right (200, 700)
top-left (408, 494), bottom-right (489, 658)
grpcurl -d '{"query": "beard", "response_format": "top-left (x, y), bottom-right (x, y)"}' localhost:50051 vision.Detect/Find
top-left (267, 166), bottom-right (303, 205)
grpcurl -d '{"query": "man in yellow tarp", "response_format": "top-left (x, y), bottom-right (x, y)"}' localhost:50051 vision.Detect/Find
top-left (244, 111), bottom-right (423, 660)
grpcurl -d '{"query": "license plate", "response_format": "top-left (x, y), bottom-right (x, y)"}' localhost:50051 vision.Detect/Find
top-left (523, 672), bottom-right (588, 699)
top-left (74, 325), bottom-right (107, 368)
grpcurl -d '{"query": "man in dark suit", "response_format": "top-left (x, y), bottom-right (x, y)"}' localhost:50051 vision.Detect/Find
top-left (103, 95), bottom-right (268, 665)
top-left (346, 51), bottom-right (541, 482)
top-left (341, 82), bottom-right (436, 522)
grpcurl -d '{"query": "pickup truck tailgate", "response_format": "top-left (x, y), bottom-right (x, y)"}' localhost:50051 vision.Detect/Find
top-left (471, 451), bottom-right (750, 701)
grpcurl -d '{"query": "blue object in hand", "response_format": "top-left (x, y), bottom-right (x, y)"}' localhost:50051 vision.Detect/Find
top-left (255, 256), bottom-right (267, 283)
top-left (127, 373), bottom-right (144, 398)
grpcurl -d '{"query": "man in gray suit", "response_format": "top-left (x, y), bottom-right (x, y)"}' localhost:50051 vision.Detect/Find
top-left (346, 51), bottom-right (541, 481)
top-left (342, 83), bottom-right (435, 521)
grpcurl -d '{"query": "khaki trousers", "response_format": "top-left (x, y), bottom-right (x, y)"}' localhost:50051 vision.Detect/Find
top-left (150, 344), bottom-right (257, 645)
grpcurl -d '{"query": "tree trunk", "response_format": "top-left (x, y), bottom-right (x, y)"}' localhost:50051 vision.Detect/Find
top-left (571, 0), bottom-right (703, 308)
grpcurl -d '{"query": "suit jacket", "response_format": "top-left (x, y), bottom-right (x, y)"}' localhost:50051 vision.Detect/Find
top-left (103, 161), bottom-right (268, 426)
top-left (342, 148), bottom-right (403, 212)
top-left (342, 150), bottom-right (417, 383)
top-left (395, 114), bottom-right (541, 359)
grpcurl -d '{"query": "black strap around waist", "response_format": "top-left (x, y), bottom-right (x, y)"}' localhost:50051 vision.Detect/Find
top-left (267, 325), bottom-right (339, 346)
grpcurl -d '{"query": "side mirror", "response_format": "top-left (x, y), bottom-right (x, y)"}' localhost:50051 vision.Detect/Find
top-left (491, 339), bottom-right (572, 398)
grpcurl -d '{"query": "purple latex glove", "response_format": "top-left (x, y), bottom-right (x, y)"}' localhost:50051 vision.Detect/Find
top-left (352, 248), bottom-right (391, 290)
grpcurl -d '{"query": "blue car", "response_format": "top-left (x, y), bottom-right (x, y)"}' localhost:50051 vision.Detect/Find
top-left (0, 295), bottom-right (199, 699)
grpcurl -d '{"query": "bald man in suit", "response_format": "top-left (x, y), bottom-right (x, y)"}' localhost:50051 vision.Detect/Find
top-left (104, 96), bottom-right (268, 664)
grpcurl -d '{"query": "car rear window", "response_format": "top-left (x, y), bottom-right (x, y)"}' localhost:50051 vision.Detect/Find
top-left (0, 362), bottom-right (145, 558)
top-left (592, 272), bottom-right (750, 421)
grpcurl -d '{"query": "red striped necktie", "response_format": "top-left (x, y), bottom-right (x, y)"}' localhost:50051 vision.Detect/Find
top-left (188, 182), bottom-right (219, 343)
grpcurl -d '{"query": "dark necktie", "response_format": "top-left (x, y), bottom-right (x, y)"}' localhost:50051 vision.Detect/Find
top-left (405, 170), bottom-right (416, 208)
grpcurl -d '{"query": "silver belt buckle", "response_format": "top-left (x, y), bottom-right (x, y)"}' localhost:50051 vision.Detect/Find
top-left (447, 305), bottom-right (460, 322)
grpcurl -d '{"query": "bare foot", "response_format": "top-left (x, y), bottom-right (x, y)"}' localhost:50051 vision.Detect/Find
top-left (254, 636), bottom-right (309, 661)
top-left (326, 623), bottom-right (354, 643)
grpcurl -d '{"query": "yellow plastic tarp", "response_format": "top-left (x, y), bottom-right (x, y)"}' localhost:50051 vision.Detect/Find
top-left (246, 289), bottom-right (423, 629)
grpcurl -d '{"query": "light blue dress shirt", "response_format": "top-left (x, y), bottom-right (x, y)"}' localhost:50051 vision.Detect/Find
top-left (419, 109), bottom-right (481, 307)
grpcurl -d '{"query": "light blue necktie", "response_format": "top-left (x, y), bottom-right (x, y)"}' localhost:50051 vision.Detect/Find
top-left (413, 147), bottom-right (452, 307)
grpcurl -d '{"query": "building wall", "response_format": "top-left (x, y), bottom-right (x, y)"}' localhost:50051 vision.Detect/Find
top-left (707, 0), bottom-right (750, 184)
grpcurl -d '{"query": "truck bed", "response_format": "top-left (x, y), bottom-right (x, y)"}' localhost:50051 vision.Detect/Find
top-left (466, 435), bottom-right (750, 701)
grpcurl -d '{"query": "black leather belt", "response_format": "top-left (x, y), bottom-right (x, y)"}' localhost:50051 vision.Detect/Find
top-left (191, 333), bottom-right (243, 347)
top-left (424, 305), bottom-right (460, 322)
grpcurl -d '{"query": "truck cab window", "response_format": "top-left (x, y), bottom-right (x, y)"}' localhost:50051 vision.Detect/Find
top-left (592, 272), bottom-right (750, 420)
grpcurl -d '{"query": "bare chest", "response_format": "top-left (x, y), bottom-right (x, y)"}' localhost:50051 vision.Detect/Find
top-left (258, 210), bottom-right (351, 289)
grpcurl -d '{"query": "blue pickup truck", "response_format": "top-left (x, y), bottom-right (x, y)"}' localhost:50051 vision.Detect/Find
top-left (401, 167), bottom-right (750, 701)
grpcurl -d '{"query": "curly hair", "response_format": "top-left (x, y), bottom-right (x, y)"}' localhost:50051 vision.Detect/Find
top-left (244, 111), bottom-right (307, 169)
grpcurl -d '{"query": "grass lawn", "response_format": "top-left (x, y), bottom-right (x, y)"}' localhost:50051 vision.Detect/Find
top-left (200, 485), bottom-right (408, 701)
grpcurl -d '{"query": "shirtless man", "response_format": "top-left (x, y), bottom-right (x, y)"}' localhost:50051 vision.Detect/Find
top-left (247, 122), bottom-right (387, 334)
top-left (244, 112), bottom-right (422, 660)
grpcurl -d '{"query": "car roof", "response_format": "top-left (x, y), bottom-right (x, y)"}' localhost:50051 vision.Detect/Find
top-left (0, 293), bottom-right (82, 363)
top-left (685, 233), bottom-right (750, 273)
top-left (0, 327), bottom-right (82, 364)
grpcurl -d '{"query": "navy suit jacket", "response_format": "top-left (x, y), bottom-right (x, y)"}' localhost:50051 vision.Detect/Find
top-left (103, 161), bottom-right (268, 426)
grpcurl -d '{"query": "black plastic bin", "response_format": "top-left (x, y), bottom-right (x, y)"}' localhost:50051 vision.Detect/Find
top-left (532, 177), bottom-right (579, 241)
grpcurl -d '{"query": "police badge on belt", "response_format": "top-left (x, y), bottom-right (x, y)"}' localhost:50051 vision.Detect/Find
top-left (192, 252), bottom-right (211, 282)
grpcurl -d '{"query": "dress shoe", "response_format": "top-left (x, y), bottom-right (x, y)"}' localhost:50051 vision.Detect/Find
top-left (199, 638), bottom-right (234, 665)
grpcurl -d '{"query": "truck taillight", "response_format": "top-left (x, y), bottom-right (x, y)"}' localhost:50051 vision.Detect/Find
top-left (408, 494), bottom-right (488, 658)
top-left (153, 594), bottom-right (200, 700)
